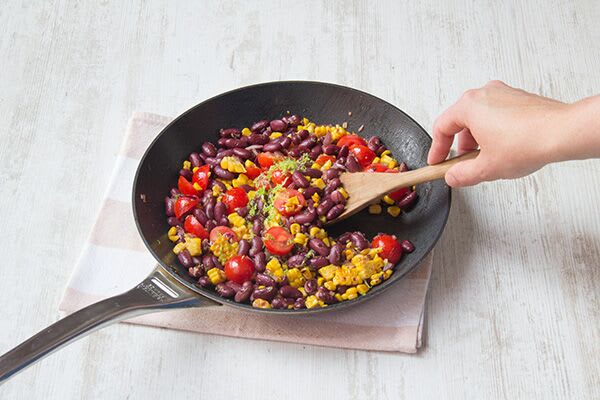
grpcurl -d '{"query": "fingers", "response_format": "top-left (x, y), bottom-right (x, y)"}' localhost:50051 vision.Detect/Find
top-left (428, 100), bottom-right (469, 164)
top-left (457, 128), bottom-right (479, 154)
top-left (444, 155), bottom-right (488, 187)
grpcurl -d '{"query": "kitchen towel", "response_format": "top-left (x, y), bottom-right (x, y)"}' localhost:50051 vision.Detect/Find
top-left (59, 112), bottom-right (434, 353)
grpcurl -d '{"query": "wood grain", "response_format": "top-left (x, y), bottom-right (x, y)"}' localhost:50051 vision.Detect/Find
top-left (0, 0), bottom-right (598, 399)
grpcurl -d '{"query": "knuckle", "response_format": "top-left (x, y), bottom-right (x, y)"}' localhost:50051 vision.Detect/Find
top-left (461, 89), bottom-right (479, 101)
top-left (485, 79), bottom-right (505, 88)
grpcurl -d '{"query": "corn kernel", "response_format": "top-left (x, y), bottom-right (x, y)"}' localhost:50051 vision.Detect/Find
top-left (193, 167), bottom-right (199, 173)
top-left (381, 150), bottom-right (391, 157)
top-left (300, 267), bottom-right (314, 280)
top-left (368, 204), bottom-right (382, 214)
top-left (344, 287), bottom-right (358, 300)
top-left (252, 299), bottom-right (271, 309)
top-left (312, 178), bottom-right (326, 190)
top-left (338, 187), bottom-right (349, 199)
top-left (317, 277), bottom-right (325, 286)
top-left (335, 293), bottom-right (343, 302)
top-left (311, 162), bottom-right (321, 169)
top-left (172, 242), bottom-right (186, 254)
top-left (220, 156), bottom-right (246, 173)
top-left (242, 127), bottom-right (252, 136)
top-left (184, 237), bottom-right (202, 256)
top-left (387, 160), bottom-right (397, 169)
top-left (356, 284), bottom-right (369, 295)
top-left (305, 295), bottom-right (319, 309)
top-left (168, 227), bottom-right (179, 242)
top-left (322, 237), bottom-right (331, 247)
top-left (182, 160), bottom-right (191, 170)
top-left (298, 287), bottom-right (307, 297)
top-left (212, 185), bottom-right (222, 197)
top-left (324, 281), bottom-right (337, 291)
top-left (286, 268), bottom-right (304, 287)
top-left (269, 131), bottom-right (283, 139)
top-left (207, 267), bottom-right (226, 284)
top-left (309, 227), bottom-right (321, 237)
top-left (318, 265), bottom-right (338, 280)
top-left (311, 192), bottom-right (320, 204)
top-left (293, 233), bottom-right (308, 246)
top-left (290, 223), bottom-right (301, 235)
top-left (387, 206), bottom-right (401, 217)
top-left (372, 157), bottom-right (380, 164)
top-left (383, 270), bottom-right (393, 280)
top-left (383, 195), bottom-right (395, 205)
top-left (321, 160), bottom-right (333, 170)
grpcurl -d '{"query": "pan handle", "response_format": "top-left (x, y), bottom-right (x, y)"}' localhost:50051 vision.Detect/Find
top-left (0, 264), bottom-right (217, 384)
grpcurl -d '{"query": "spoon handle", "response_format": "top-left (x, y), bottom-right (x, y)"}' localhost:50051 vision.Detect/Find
top-left (398, 150), bottom-right (480, 187)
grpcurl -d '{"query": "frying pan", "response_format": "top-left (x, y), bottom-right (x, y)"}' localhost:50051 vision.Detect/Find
top-left (0, 81), bottom-right (450, 383)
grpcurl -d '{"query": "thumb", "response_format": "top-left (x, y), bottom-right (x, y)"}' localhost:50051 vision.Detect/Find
top-left (444, 157), bottom-right (487, 187)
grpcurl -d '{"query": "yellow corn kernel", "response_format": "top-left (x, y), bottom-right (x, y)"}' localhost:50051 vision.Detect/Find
top-left (227, 213), bottom-right (245, 228)
top-left (380, 154), bottom-right (394, 164)
top-left (383, 270), bottom-right (393, 280)
top-left (311, 192), bottom-right (320, 204)
top-left (232, 173), bottom-right (249, 188)
top-left (311, 162), bottom-right (321, 169)
top-left (193, 166), bottom-right (199, 173)
top-left (220, 156), bottom-right (246, 173)
top-left (344, 287), bottom-right (358, 300)
top-left (242, 127), bottom-right (252, 136)
top-left (210, 235), bottom-right (239, 264)
top-left (318, 265), bottom-right (338, 280)
top-left (309, 227), bottom-right (320, 237)
top-left (382, 195), bottom-right (395, 205)
top-left (314, 125), bottom-right (328, 137)
top-left (344, 249), bottom-right (354, 260)
top-left (381, 150), bottom-right (391, 157)
top-left (302, 117), bottom-right (310, 125)
top-left (269, 131), bottom-right (283, 139)
top-left (324, 281), bottom-right (337, 291)
top-left (319, 216), bottom-right (327, 223)
top-left (290, 223), bottom-right (301, 235)
top-left (368, 204), bottom-right (382, 214)
top-left (372, 157), bottom-right (380, 164)
top-left (286, 267), bottom-right (304, 287)
top-left (207, 267), bottom-right (226, 285)
top-left (305, 295), bottom-right (319, 309)
top-left (168, 227), bottom-right (179, 242)
top-left (312, 178), bottom-right (326, 190)
top-left (317, 277), bottom-right (325, 286)
top-left (321, 160), bottom-right (333, 170)
top-left (172, 242), bottom-right (186, 254)
top-left (387, 160), bottom-right (397, 169)
top-left (293, 233), bottom-right (308, 246)
top-left (248, 190), bottom-right (257, 200)
top-left (335, 293), bottom-right (343, 302)
top-left (370, 272), bottom-right (384, 286)
top-left (356, 284), bottom-right (369, 295)
top-left (338, 187), bottom-right (349, 199)
top-left (300, 267), bottom-right (314, 280)
top-left (387, 206), bottom-right (401, 217)
top-left (266, 258), bottom-right (284, 280)
top-left (182, 160), bottom-right (191, 170)
top-left (298, 287), bottom-right (307, 297)
top-left (184, 237), bottom-right (203, 256)
top-left (212, 185), bottom-right (222, 197)
top-left (322, 237), bottom-right (331, 247)
top-left (252, 299), bottom-right (271, 309)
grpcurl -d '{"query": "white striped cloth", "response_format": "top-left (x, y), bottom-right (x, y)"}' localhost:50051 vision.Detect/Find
top-left (59, 112), bottom-right (434, 353)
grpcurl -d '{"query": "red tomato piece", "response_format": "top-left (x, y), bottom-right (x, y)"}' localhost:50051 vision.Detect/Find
top-left (257, 152), bottom-right (283, 168)
top-left (315, 154), bottom-right (335, 165)
top-left (174, 197), bottom-right (199, 219)
top-left (209, 226), bottom-right (239, 243)
top-left (224, 255), bottom-right (255, 284)
top-left (263, 226), bottom-right (294, 256)
top-left (271, 169), bottom-right (292, 187)
top-left (222, 187), bottom-right (249, 213)
top-left (337, 134), bottom-right (367, 148)
top-left (365, 163), bottom-right (388, 173)
top-left (245, 164), bottom-right (262, 180)
top-left (273, 189), bottom-right (306, 216)
top-left (371, 234), bottom-right (403, 264)
top-left (178, 176), bottom-right (198, 196)
top-left (184, 215), bottom-right (209, 240)
top-left (192, 165), bottom-right (211, 191)
top-left (389, 187), bottom-right (410, 202)
top-left (350, 145), bottom-right (376, 168)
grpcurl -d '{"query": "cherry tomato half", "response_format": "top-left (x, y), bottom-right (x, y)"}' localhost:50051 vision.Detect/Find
top-left (263, 226), bottom-right (294, 256)
top-left (315, 154), bottom-right (335, 165)
top-left (222, 187), bottom-right (249, 213)
top-left (337, 134), bottom-right (367, 149)
top-left (365, 163), bottom-right (388, 173)
top-left (245, 164), bottom-right (262, 180)
top-left (184, 215), bottom-right (209, 240)
top-left (174, 196), bottom-right (199, 219)
top-left (350, 145), bottom-right (376, 168)
top-left (371, 234), bottom-right (403, 264)
top-left (389, 187), bottom-right (410, 202)
top-left (178, 176), bottom-right (198, 196)
top-left (273, 188), bottom-right (306, 216)
top-left (257, 152), bottom-right (283, 169)
top-left (271, 169), bottom-right (292, 187)
top-left (192, 165), bottom-right (211, 191)
top-left (209, 226), bottom-right (239, 243)
top-left (224, 255), bottom-right (255, 284)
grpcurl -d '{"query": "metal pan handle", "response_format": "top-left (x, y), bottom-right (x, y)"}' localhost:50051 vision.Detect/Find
top-left (0, 265), bottom-right (217, 384)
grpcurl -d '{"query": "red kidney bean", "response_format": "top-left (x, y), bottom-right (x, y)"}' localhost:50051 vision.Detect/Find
top-left (236, 206), bottom-right (248, 217)
top-left (165, 197), bottom-right (175, 216)
top-left (210, 254), bottom-right (222, 270)
top-left (252, 218), bottom-right (263, 235)
top-left (170, 188), bottom-right (181, 196)
top-left (322, 131), bottom-right (333, 146)
top-left (211, 179), bottom-right (227, 192)
top-left (297, 129), bottom-right (309, 140)
top-left (287, 147), bottom-right (301, 158)
top-left (217, 138), bottom-right (228, 147)
top-left (399, 162), bottom-right (409, 172)
top-left (270, 119), bottom-right (288, 132)
top-left (301, 186), bottom-right (318, 199)
top-left (401, 240), bottom-right (415, 253)
top-left (218, 216), bottom-right (229, 226)
top-left (217, 149), bottom-right (234, 158)
top-left (337, 232), bottom-right (352, 244)
top-left (239, 136), bottom-right (250, 147)
top-left (233, 148), bottom-right (252, 159)
top-left (287, 254), bottom-right (305, 267)
top-left (398, 191), bottom-right (417, 208)
top-left (304, 279), bottom-right (317, 295)
top-left (225, 281), bottom-right (242, 293)
top-left (188, 266), bottom-right (203, 278)
top-left (298, 137), bottom-right (316, 151)
top-left (376, 145), bottom-right (387, 156)
top-left (316, 198), bottom-right (335, 216)
top-left (323, 144), bottom-right (339, 155)
top-left (224, 138), bottom-right (241, 149)
top-left (234, 281), bottom-right (253, 303)
top-left (192, 208), bottom-right (208, 225)
top-left (249, 236), bottom-right (263, 256)
top-left (271, 296), bottom-right (286, 309)
top-left (220, 128), bottom-right (241, 138)
top-left (292, 171), bottom-right (309, 188)
top-left (280, 285), bottom-right (302, 299)
top-left (205, 201), bottom-right (215, 219)
top-left (167, 217), bottom-right (182, 226)
top-left (383, 262), bottom-right (395, 272)
top-left (336, 285), bottom-right (348, 294)
top-left (237, 239), bottom-right (250, 255)
top-left (279, 136), bottom-right (292, 149)
top-left (205, 220), bottom-right (216, 232)
top-left (179, 169), bottom-right (193, 180)
top-left (189, 152), bottom-right (203, 167)
top-left (251, 120), bottom-right (269, 132)
top-left (215, 283), bottom-right (235, 298)
top-left (316, 287), bottom-right (337, 304)
top-left (309, 256), bottom-right (329, 269)
top-left (205, 157), bottom-right (220, 167)
top-left (284, 114), bottom-right (301, 127)
top-left (198, 153), bottom-right (208, 163)
top-left (338, 145), bottom-right (349, 158)
top-left (328, 177), bottom-right (341, 189)
top-left (177, 249), bottom-right (194, 268)
top-left (293, 298), bottom-right (306, 309)
top-left (256, 273), bottom-right (276, 286)
top-left (328, 244), bottom-right (342, 265)
top-left (249, 133), bottom-right (269, 145)
top-left (192, 256), bottom-right (202, 266)
top-left (350, 232), bottom-right (369, 250)
top-left (213, 165), bottom-right (235, 180)
top-left (323, 169), bottom-right (339, 181)
top-left (326, 204), bottom-right (345, 220)
top-left (309, 145), bottom-right (322, 160)
top-left (252, 286), bottom-right (276, 301)
top-left (345, 155), bottom-right (361, 172)
top-left (330, 190), bottom-right (346, 204)
top-left (214, 202), bottom-right (227, 221)
top-left (309, 238), bottom-right (329, 256)
top-left (290, 134), bottom-right (302, 145)
top-left (202, 254), bottom-right (215, 270)
top-left (294, 208), bottom-right (316, 224)
top-left (263, 141), bottom-right (282, 152)
top-left (303, 168), bottom-right (322, 178)
top-left (367, 136), bottom-right (381, 152)
top-left (198, 276), bottom-right (211, 287)
top-left (202, 142), bottom-right (217, 157)
top-left (254, 252), bottom-right (266, 272)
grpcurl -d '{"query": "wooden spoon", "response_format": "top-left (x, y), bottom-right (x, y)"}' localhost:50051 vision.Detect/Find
top-left (329, 150), bottom-right (480, 224)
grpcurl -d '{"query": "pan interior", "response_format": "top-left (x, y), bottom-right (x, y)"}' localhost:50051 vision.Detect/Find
top-left (133, 81), bottom-right (450, 313)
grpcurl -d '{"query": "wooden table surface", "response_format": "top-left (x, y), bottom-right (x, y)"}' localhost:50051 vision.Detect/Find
top-left (0, 1), bottom-right (598, 399)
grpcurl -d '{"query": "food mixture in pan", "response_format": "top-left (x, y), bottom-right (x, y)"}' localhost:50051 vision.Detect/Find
top-left (165, 115), bottom-right (416, 309)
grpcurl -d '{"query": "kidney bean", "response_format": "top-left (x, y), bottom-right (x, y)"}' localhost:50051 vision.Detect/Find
top-left (179, 169), bottom-right (193, 180)
top-left (233, 147), bottom-right (252, 159)
top-left (287, 254), bottom-right (305, 267)
top-left (398, 191), bottom-right (417, 208)
top-left (401, 240), bottom-right (415, 253)
top-left (293, 298), bottom-right (306, 309)
top-left (221, 128), bottom-right (241, 138)
top-left (297, 129), bottom-right (309, 140)
top-left (249, 133), bottom-right (269, 145)
top-left (270, 119), bottom-right (288, 132)
top-left (165, 197), bottom-right (175, 217)
top-left (205, 220), bottom-right (216, 232)
top-left (283, 114), bottom-right (301, 127)
top-left (213, 165), bottom-right (235, 180)
top-left (301, 187), bottom-right (318, 200)
top-left (263, 141), bottom-right (282, 152)
top-left (280, 285), bottom-right (302, 299)
top-left (252, 218), bottom-right (263, 235)
top-left (309, 145), bottom-right (322, 160)
top-left (321, 131), bottom-right (332, 146)
top-left (326, 204), bottom-right (345, 220)
top-left (238, 239), bottom-right (250, 255)
top-left (202, 254), bottom-right (215, 270)
top-left (383, 262), bottom-right (395, 272)
top-left (322, 169), bottom-right (339, 182)
top-left (367, 136), bottom-right (382, 152)
top-left (225, 281), bottom-right (242, 293)
top-left (254, 252), bottom-right (267, 272)
top-left (211, 180), bottom-right (227, 192)
top-left (303, 168), bottom-right (322, 179)
top-left (309, 238), bottom-right (329, 257)
top-left (205, 201), bottom-right (215, 219)
top-left (317, 198), bottom-right (335, 216)
top-left (251, 120), bottom-right (269, 132)
top-left (214, 202), bottom-right (226, 222)
top-left (294, 208), bottom-right (316, 224)
top-left (188, 266), bottom-right (203, 278)
top-left (271, 297), bottom-right (286, 309)
top-left (252, 286), bottom-right (276, 301)
top-left (345, 155), bottom-right (361, 172)
top-left (279, 136), bottom-right (291, 149)
top-left (176, 226), bottom-right (186, 242)
top-left (330, 190), bottom-right (346, 205)
top-left (316, 287), bottom-right (337, 304)
top-left (189, 152), bottom-right (203, 167)
top-left (167, 217), bottom-right (182, 226)
top-left (198, 276), bottom-right (211, 287)
top-left (192, 208), bottom-right (208, 225)
top-left (287, 147), bottom-right (301, 158)
top-left (328, 244), bottom-right (342, 265)
top-left (235, 206), bottom-right (248, 217)
top-left (304, 279), bottom-right (317, 295)
top-left (170, 188), bottom-right (181, 197)
top-left (255, 273), bottom-right (276, 286)
top-left (291, 171), bottom-right (309, 188)
top-left (205, 157), bottom-right (220, 167)
top-left (217, 149), bottom-right (235, 159)
top-left (376, 145), bottom-right (387, 156)
top-left (202, 142), bottom-right (217, 157)
top-left (215, 283), bottom-right (235, 298)
top-left (399, 162), bottom-right (409, 172)
top-left (198, 153), bottom-right (208, 163)
top-left (337, 232), bottom-right (352, 244)
top-left (309, 256), bottom-right (329, 269)
top-left (210, 254), bottom-right (222, 270)
top-left (350, 232), bottom-right (369, 250)
top-left (249, 236), bottom-right (263, 256)
top-left (218, 216), bottom-right (229, 226)
top-left (338, 145), bottom-right (349, 158)
top-left (177, 249), bottom-right (194, 268)
top-left (240, 136), bottom-right (250, 147)
top-left (217, 138), bottom-right (228, 147)
top-left (225, 138), bottom-right (241, 149)
top-left (298, 137), bottom-right (317, 151)
top-left (336, 285), bottom-right (348, 294)
top-left (322, 144), bottom-right (339, 155)
top-left (234, 281), bottom-right (253, 303)
top-left (290, 134), bottom-right (302, 145)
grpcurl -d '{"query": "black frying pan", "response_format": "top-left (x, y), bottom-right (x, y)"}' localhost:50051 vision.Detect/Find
top-left (0, 81), bottom-right (450, 383)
